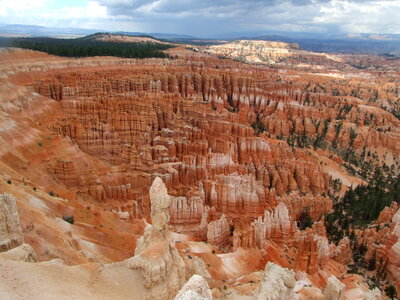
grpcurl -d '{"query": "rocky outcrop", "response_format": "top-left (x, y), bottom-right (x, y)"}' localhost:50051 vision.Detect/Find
top-left (253, 202), bottom-right (295, 246)
top-left (323, 276), bottom-right (344, 300)
top-left (378, 202), bottom-right (398, 224)
top-left (331, 237), bottom-right (353, 265)
top-left (361, 203), bottom-right (400, 291)
top-left (232, 220), bottom-right (256, 249)
top-left (0, 243), bottom-right (37, 262)
top-left (207, 214), bottom-right (230, 251)
top-left (202, 40), bottom-right (302, 64)
top-left (124, 178), bottom-right (186, 300)
top-left (386, 207), bottom-right (400, 291)
top-left (255, 262), bottom-right (296, 300)
top-left (0, 194), bottom-right (24, 252)
top-left (188, 257), bottom-right (211, 284)
top-left (0, 194), bottom-right (38, 262)
top-left (363, 288), bottom-right (382, 300)
top-left (174, 275), bottom-right (212, 300)
top-left (295, 228), bottom-right (320, 274)
top-left (233, 203), bottom-right (342, 275)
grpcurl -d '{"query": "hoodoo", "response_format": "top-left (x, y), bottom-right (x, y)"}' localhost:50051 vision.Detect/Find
top-left (125, 177), bottom-right (186, 300)
top-left (0, 24), bottom-right (399, 299)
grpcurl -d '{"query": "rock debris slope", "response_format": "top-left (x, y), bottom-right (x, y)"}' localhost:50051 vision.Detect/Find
top-left (0, 179), bottom-right (192, 300)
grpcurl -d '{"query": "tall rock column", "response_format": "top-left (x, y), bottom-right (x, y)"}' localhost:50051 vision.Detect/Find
top-left (207, 214), bottom-right (231, 252)
top-left (125, 178), bottom-right (186, 300)
top-left (0, 194), bottom-right (24, 252)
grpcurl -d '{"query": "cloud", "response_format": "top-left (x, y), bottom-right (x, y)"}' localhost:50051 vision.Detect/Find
top-left (0, 0), bottom-right (399, 36)
top-left (93, 0), bottom-right (400, 36)
top-left (0, 0), bottom-right (108, 28)
top-left (314, 0), bottom-right (400, 34)
top-left (0, 0), bottom-right (49, 18)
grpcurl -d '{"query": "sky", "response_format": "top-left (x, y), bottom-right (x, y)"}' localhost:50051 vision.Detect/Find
top-left (0, 0), bottom-right (399, 37)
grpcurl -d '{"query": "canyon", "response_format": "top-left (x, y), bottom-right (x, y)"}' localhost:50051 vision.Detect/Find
top-left (0, 38), bottom-right (399, 299)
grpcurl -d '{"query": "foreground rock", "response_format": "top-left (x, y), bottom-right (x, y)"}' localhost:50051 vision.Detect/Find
top-left (255, 262), bottom-right (296, 300)
top-left (323, 276), bottom-right (344, 300)
top-left (0, 194), bottom-right (24, 252)
top-left (174, 275), bottom-right (212, 300)
top-left (188, 256), bottom-right (212, 284)
top-left (0, 258), bottom-right (147, 300)
top-left (124, 177), bottom-right (186, 300)
top-left (0, 243), bottom-right (37, 262)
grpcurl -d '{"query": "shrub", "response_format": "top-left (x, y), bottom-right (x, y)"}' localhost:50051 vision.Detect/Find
top-left (251, 114), bottom-right (265, 135)
top-left (62, 215), bottom-right (74, 224)
top-left (385, 284), bottom-right (397, 299)
top-left (7, 179), bottom-right (12, 184)
top-left (298, 209), bottom-right (313, 230)
top-left (368, 251), bottom-right (376, 271)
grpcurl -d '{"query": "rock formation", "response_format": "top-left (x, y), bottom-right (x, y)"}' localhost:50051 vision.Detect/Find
top-left (253, 202), bottom-right (295, 246)
top-left (323, 276), bottom-right (345, 300)
top-left (0, 194), bottom-right (37, 262)
top-left (207, 214), bottom-right (230, 251)
top-left (295, 228), bottom-right (320, 274)
top-left (331, 237), bottom-right (353, 265)
top-left (201, 40), bottom-right (336, 65)
top-left (363, 288), bottom-right (382, 300)
top-left (0, 243), bottom-right (37, 262)
top-left (386, 206), bottom-right (400, 292)
top-left (174, 275), bottom-right (212, 300)
top-left (255, 262), bottom-right (296, 300)
top-left (0, 194), bottom-right (24, 252)
top-left (360, 203), bottom-right (400, 294)
top-left (188, 256), bottom-right (212, 284)
top-left (0, 44), bottom-right (399, 299)
top-left (124, 178), bottom-right (186, 300)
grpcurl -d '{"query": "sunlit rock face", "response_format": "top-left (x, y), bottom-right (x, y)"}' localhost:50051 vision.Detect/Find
top-left (174, 275), bottom-right (212, 300)
top-left (255, 262), bottom-right (296, 300)
top-left (323, 276), bottom-right (345, 300)
top-left (202, 40), bottom-right (303, 65)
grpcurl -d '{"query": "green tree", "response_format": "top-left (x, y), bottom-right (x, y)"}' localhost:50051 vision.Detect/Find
top-left (385, 284), bottom-right (397, 299)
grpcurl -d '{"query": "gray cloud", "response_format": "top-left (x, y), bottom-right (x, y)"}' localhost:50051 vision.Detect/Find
top-left (1, 0), bottom-right (398, 37)
top-left (97, 0), bottom-right (322, 36)
top-left (92, 0), bottom-right (400, 36)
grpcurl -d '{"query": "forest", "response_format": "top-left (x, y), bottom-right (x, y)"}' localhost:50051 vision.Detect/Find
top-left (0, 36), bottom-right (172, 58)
top-left (326, 171), bottom-right (400, 244)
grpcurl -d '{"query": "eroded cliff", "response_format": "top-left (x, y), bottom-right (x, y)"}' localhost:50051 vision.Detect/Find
top-left (0, 45), bottom-right (399, 298)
